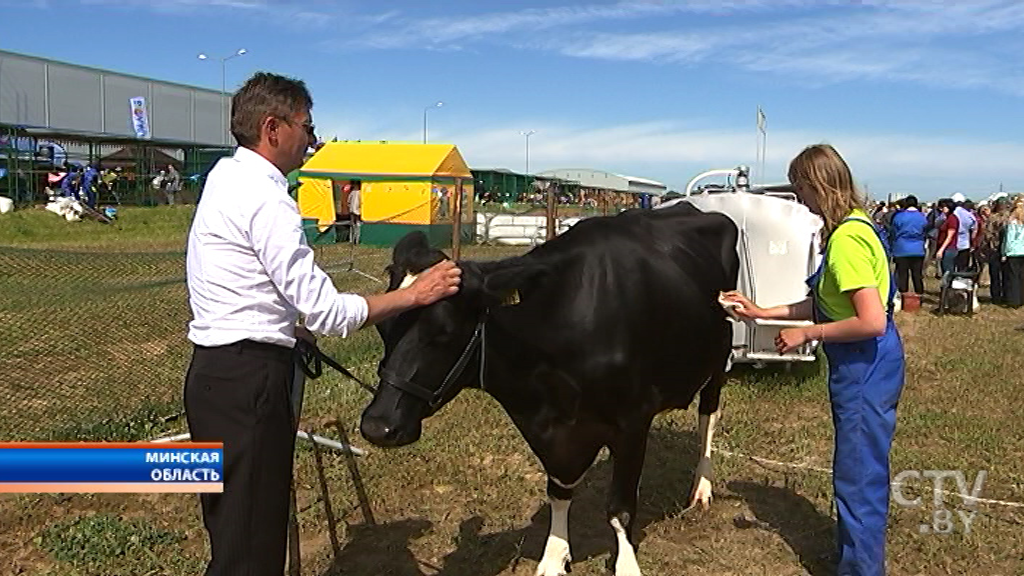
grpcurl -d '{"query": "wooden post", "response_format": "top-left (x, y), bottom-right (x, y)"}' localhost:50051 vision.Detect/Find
top-left (546, 182), bottom-right (556, 241)
top-left (452, 178), bottom-right (463, 260)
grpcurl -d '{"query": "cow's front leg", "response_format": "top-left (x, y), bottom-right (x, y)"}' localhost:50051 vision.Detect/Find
top-left (536, 477), bottom-right (574, 576)
top-left (608, 426), bottom-right (649, 576)
top-left (689, 368), bottom-right (725, 509)
top-left (534, 433), bottom-right (603, 576)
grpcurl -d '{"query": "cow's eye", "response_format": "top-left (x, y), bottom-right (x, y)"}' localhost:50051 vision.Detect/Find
top-left (427, 325), bottom-right (456, 344)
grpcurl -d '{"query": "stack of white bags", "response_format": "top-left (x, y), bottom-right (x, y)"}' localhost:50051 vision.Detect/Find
top-left (45, 196), bottom-right (85, 222)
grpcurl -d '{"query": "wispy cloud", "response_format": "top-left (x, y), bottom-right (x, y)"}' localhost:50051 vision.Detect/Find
top-left (356, 10), bottom-right (400, 25)
top-left (339, 0), bottom-right (821, 50)
top-left (339, 0), bottom-right (1024, 96)
top-left (74, 0), bottom-right (342, 26)
top-left (81, 0), bottom-right (269, 10)
top-left (318, 117), bottom-right (1024, 196)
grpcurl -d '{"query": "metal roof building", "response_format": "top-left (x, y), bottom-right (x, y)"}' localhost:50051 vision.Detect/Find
top-left (0, 48), bottom-right (231, 146)
top-left (535, 168), bottom-right (667, 196)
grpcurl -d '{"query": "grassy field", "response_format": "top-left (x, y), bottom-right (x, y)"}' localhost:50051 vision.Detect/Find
top-left (1, 205), bottom-right (1023, 575)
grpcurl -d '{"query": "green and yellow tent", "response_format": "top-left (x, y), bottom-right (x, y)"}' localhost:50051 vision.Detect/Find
top-left (297, 141), bottom-right (475, 247)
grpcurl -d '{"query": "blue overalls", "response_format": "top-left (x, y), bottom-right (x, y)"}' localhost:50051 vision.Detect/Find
top-left (807, 217), bottom-right (905, 576)
top-left (80, 167), bottom-right (99, 209)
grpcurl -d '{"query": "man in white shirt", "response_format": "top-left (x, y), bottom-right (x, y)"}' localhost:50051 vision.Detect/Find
top-left (184, 72), bottom-right (460, 576)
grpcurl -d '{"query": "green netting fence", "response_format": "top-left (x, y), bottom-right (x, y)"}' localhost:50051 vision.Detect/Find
top-left (0, 241), bottom-right (401, 442)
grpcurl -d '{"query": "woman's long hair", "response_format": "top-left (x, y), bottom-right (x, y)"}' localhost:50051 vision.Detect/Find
top-left (1011, 198), bottom-right (1024, 225)
top-left (788, 144), bottom-right (866, 240)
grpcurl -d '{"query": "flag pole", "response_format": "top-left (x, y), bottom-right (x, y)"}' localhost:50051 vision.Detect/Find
top-left (755, 106), bottom-right (761, 185)
top-left (761, 123), bottom-right (767, 186)
top-left (755, 106), bottom-right (767, 186)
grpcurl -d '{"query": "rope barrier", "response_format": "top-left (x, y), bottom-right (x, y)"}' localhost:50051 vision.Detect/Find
top-left (711, 444), bottom-right (1024, 509)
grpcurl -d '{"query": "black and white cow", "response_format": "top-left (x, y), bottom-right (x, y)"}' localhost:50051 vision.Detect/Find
top-left (360, 203), bottom-right (739, 576)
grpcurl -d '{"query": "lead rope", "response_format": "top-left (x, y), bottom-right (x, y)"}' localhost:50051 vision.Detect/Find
top-left (479, 312), bottom-right (488, 390)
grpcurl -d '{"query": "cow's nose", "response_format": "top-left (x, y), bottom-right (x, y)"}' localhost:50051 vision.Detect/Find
top-left (359, 416), bottom-right (394, 446)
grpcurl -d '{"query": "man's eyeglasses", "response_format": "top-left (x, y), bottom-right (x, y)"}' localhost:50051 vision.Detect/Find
top-left (278, 117), bottom-right (316, 138)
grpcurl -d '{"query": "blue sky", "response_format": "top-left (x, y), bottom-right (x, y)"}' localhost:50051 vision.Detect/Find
top-left (3, 0), bottom-right (1024, 200)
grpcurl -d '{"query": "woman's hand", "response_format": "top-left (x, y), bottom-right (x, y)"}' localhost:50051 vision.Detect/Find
top-left (776, 327), bottom-right (810, 354)
top-left (720, 291), bottom-right (765, 320)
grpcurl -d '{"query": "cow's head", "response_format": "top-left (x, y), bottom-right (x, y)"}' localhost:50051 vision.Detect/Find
top-left (359, 231), bottom-right (547, 447)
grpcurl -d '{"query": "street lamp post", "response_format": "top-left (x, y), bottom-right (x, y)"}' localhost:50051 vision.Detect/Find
top-left (520, 130), bottom-right (536, 174)
top-left (422, 101), bottom-right (443, 144)
top-left (198, 48), bottom-right (247, 146)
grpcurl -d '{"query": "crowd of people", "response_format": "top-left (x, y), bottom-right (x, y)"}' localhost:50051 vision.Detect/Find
top-left (870, 192), bottom-right (1024, 309)
top-left (43, 162), bottom-right (185, 209)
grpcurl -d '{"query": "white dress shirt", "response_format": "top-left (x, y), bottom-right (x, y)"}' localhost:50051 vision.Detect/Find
top-left (186, 147), bottom-right (369, 348)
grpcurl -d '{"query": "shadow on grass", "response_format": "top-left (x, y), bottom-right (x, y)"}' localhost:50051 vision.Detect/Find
top-left (321, 518), bottom-right (434, 576)
top-left (727, 480), bottom-right (837, 576)
top-left (322, 425), bottom-right (707, 575)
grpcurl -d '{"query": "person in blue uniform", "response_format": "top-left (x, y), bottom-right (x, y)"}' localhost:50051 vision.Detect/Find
top-left (61, 165), bottom-right (80, 199)
top-left (724, 144), bottom-right (906, 576)
top-left (80, 163), bottom-right (100, 209)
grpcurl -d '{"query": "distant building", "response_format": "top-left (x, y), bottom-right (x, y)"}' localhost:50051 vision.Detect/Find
top-left (1, 48), bottom-right (231, 146)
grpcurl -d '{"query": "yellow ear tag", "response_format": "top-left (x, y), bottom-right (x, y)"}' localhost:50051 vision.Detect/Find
top-left (501, 290), bottom-right (521, 307)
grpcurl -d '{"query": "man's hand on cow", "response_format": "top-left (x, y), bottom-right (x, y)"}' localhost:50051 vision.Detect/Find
top-left (720, 291), bottom-right (764, 320)
top-left (408, 260), bottom-right (462, 306)
top-left (775, 327), bottom-right (809, 354)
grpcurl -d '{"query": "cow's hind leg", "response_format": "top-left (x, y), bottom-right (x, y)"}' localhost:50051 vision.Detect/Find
top-left (607, 424), bottom-right (650, 576)
top-left (689, 365), bottom-right (725, 510)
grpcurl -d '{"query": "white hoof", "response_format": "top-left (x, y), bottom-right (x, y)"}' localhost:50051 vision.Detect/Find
top-left (688, 475), bottom-right (713, 509)
top-left (614, 550), bottom-right (643, 576)
top-left (537, 498), bottom-right (572, 575)
top-left (535, 547), bottom-right (570, 576)
top-left (688, 458), bottom-right (714, 509)
top-left (611, 517), bottom-right (642, 576)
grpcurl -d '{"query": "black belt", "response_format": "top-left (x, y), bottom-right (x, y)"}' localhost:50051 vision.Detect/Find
top-left (196, 339), bottom-right (293, 359)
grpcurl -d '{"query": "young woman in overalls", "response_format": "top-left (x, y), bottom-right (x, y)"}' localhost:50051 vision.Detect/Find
top-left (724, 144), bottom-right (906, 576)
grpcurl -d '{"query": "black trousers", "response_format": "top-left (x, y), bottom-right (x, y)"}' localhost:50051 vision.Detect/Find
top-left (988, 253), bottom-right (1005, 304)
top-left (955, 249), bottom-right (973, 272)
top-left (184, 340), bottom-right (297, 576)
top-left (893, 256), bottom-right (924, 294)
top-left (1006, 257), bottom-right (1024, 308)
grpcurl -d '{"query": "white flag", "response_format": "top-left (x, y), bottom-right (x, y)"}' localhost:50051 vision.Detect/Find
top-left (757, 107), bottom-right (766, 133)
top-left (129, 97), bottom-right (152, 140)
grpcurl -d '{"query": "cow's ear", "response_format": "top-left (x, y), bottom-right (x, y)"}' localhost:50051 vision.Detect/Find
top-left (392, 231), bottom-right (450, 275)
top-left (393, 231), bottom-right (429, 257)
top-left (481, 259), bottom-right (550, 305)
top-left (392, 231), bottom-right (430, 269)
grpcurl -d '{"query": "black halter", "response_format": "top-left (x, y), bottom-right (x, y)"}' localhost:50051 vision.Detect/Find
top-left (377, 314), bottom-right (488, 410)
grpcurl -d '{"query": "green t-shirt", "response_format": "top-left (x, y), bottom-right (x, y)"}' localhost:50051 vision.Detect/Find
top-left (816, 209), bottom-right (891, 321)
